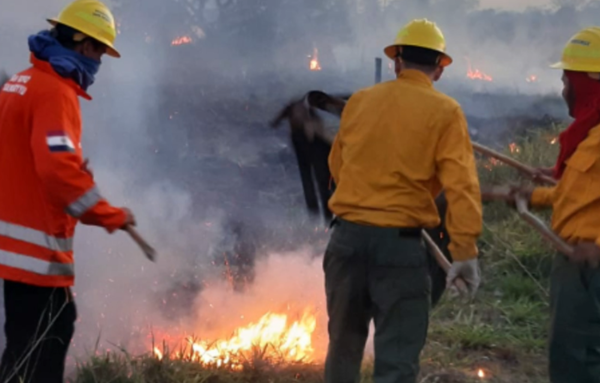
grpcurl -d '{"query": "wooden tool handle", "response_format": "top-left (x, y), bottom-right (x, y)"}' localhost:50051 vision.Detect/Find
top-left (421, 231), bottom-right (470, 296)
top-left (480, 185), bottom-right (512, 202)
top-left (514, 196), bottom-right (574, 256)
top-left (472, 142), bottom-right (557, 186)
top-left (125, 225), bottom-right (157, 262)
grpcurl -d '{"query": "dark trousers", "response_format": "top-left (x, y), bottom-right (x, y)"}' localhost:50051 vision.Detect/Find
top-left (291, 132), bottom-right (333, 222)
top-left (324, 218), bottom-right (431, 383)
top-left (0, 280), bottom-right (77, 383)
top-left (549, 255), bottom-right (600, 383)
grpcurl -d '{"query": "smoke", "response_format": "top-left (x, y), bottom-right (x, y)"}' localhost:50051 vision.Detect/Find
top-left (0, 0), bottom-right (597, 372)
top-left (189, 249), bottom-right (328, 359)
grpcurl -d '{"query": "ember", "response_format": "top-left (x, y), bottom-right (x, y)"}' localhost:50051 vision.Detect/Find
top-left (309, 47), bottom-right (321, 71)
top-left (465, 58), bottom-right (493, 82)
top-left (478, 368), bottom-right (486, 378)
top-left (483, 157), bottom-right (500, 171)
top-left (550, 137), bottom-right (558, 145)
top-left (152, 309), bottom-right (317, 369)
top-left (171, 36), bottom-right (192, 46)
top-left (526, 74), bottom-right (538, 83)
top-left (509, 142), bottom-right (520, 153)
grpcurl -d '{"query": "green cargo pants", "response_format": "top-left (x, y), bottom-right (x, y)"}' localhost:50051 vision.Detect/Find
top-left (323, 218), bottom-right (431, 383)
top-left (550, 254), bottom-right (600, 383)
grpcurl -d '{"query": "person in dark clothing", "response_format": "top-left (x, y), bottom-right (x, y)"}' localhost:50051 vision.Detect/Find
top-left (0, 282), bottom-right (76, 383)
top-left (271, 91), bottom-right (345, 223)
top-left (290, 130), bottom-right (333, 222)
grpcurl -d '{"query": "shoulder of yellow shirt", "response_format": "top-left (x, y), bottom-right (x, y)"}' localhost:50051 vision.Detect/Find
top-left (348, 80), bottom-right (464, 117)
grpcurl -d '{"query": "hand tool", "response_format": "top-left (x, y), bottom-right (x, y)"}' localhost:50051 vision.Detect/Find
top-left (422, 231), bottom-right (470, 296)
top-left (125, 225), bottom-right (157, 262)
top-left (472, 142), bottom-right (557, 186)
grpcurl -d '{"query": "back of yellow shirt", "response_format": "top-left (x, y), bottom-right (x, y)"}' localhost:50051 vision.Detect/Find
top-left (531, 124), bottom-right (600, 248)
top-left (328, 69), bottom-right (482, 261)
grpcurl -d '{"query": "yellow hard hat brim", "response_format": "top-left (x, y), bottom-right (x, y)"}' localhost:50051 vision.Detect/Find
top-left (549, 61), bottom-right (564, 69)
top-left (549, 60), bottom-right (600, 73)
top-left (47, 18), bottom-right (121, 58)
top-left (383, 44), bottom-right (453, 67)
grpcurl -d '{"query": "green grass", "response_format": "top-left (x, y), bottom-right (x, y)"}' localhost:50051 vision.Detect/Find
top-left (71, 125), bottom-right (564, 383)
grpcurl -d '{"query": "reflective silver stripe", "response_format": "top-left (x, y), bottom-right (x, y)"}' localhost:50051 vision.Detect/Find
top-left (0, 220), bottom-right (73, 252)
top-left (66, 186), bottom-right (102, 218)
top-left (0, 249), bottom-right (74, 276)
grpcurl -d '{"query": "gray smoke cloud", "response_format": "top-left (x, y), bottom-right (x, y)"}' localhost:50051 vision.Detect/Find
top-left (0, 0), bottom-right (596, 371)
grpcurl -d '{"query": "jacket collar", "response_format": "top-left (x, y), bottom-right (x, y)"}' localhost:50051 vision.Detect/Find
top-left (397, 69), bottom-right (433, 88)
top-left (30, 54), bottom-right (92, 100)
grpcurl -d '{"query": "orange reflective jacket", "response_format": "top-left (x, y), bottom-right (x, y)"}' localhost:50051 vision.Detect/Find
top-left (0, 54), bottom-right (126, 287)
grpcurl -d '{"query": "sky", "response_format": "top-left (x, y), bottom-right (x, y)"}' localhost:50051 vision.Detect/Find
top-left (479, 0), bottom-right (552, 10)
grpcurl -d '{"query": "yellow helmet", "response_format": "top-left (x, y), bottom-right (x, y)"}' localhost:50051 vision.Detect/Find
top-left (47, 0), bottom-right (120, 58)
top-left (551, 27), bottom-right (600, 73)
top-left (384, 18), bottom-right (452, 67)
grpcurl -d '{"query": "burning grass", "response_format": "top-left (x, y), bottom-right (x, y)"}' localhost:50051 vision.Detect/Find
top-left (72, 125), bottom-right (563, 383)
top-left (152, 309), bottom-right (317, 369)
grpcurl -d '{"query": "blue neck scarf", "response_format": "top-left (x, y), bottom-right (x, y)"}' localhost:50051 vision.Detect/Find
top-left (28, 30), bottom-right (100, 91)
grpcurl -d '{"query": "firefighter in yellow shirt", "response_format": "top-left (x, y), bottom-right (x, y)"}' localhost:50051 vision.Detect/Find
top-left (509, 27), bottom-right (600, 383)
top-left (323, 19), bottom-right (482, 383)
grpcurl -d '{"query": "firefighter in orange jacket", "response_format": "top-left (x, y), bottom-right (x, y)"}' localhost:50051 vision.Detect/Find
top-left (0, 1), bottom-right (135, 382)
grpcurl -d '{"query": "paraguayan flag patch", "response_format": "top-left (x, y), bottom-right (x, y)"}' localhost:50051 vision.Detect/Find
top-left (46, 131), bottom-right (75, 153)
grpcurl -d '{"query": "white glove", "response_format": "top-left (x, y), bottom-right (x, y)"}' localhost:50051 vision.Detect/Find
top-left (446, 259), bottom-right (481, 297)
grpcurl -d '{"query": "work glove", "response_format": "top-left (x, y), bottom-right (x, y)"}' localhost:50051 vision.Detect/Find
top-left (571, 242), bottom-right (600, 269)
top-left (446, 259), bottom-right (481, 298)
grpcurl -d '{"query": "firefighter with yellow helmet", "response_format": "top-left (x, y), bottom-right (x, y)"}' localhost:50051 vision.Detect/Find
top-left (324, 19), bottom-right (482, 383)
top-left (508, 27), bottom-right (600, 383)
top-left (0, 1), bottom-right (135, 381)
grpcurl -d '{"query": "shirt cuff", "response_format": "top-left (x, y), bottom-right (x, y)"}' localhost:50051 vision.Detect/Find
top-left (449, 243), bottom-right (479, 262)
top-left (530, 187), bottom-right (554, 207)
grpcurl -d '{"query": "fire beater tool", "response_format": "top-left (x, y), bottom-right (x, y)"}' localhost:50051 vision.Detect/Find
top-left (472, 142), bottom-right (557, 186)
top-left (473, 145), bottom-right (573, 255)
top-left (514, 194), bottom-right (574, 256)
top-left (421, 231), bottom-right (470, 296)
top-left (483, 185), bottom-right (574, 256)
top-left (125, 225), bottom-right (157, 262)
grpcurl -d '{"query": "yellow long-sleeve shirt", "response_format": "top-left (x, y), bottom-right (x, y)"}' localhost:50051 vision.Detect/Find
top-left (328, 69), bottom-right (482, 261)
top-left (531, 124), bottom-right (600, 248)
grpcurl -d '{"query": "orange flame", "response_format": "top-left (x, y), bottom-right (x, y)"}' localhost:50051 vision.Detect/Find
top-left (526, 74), bottom-right (538, 83)
top-left (478, 368), bottom-right (486, 378)
top-left (483, 157), bottom-right (500, 171)
top-left (465, 58), bottom-right (493, 82)
top-left (171, 36), bottom-right (192, 46)
top-left (153, 347), bottom-right (163, 360)
top-left (309, 48), bottom-right (322, 71)
top-left (152, 309), bottom-right (317, 369)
